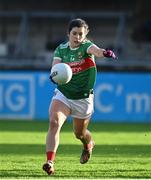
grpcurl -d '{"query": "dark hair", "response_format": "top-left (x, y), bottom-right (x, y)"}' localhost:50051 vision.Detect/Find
top-left (68, 18), bottom-right (89, 34)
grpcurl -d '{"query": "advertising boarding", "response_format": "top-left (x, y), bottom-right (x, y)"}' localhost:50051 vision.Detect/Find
top-left (0, 71), bottom-right (151, 122)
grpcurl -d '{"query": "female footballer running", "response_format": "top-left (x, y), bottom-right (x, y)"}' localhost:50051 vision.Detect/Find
top-left (43, 18), bottom-right (117, 175)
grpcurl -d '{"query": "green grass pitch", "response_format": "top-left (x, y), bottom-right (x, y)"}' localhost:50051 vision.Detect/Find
top-left (0, 120), bottom-right (151, 179)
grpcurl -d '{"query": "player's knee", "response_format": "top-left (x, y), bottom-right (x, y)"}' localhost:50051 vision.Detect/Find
top-left (74, 132), bottom-right (84, 140)
top-left (49, 113), bottom-right (60, 129)
top-left (50, 119), bottom-right (59, 129)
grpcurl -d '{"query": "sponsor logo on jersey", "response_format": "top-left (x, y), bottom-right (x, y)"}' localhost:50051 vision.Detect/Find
top-left (70, 55), bottom-right (75, 62)
top-left (78, 52), bottom-right (83, 59)
top-left (66, 58), bottom-right (96, 74)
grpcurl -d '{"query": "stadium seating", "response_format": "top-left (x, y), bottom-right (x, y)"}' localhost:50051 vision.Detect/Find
top-left (0, 0), bottom-right (151, 70)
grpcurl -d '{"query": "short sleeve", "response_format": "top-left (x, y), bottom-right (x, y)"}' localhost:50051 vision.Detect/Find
top-left (53, 46), bottom-right (62, 60)
top-left (82, 40), bottom-right (94, 54)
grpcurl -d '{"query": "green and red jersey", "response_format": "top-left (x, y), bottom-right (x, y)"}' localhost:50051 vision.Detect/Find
top-left (53, 40), bottom-right (97, 99)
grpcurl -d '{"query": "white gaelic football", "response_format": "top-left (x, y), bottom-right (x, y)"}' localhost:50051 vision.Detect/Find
top-left (50, 63), bottom-right (72, 85)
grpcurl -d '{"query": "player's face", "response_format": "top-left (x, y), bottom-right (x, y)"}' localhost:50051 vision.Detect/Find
top-left (68, 27), bottom-right (87, 48)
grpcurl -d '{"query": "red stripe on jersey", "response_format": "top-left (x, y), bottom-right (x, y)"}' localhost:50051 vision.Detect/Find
top-left (66, 58), bottom-right (96, 74)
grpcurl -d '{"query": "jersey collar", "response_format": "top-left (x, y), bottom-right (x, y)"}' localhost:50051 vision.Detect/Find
top-left (68, 42), bottom-right (80, 50)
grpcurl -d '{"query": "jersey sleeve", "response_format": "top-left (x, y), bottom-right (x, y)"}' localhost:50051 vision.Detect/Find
top-left (83, 40), bottom-right (95, 54)
top-left (53, 46), bottom-right (62, 61)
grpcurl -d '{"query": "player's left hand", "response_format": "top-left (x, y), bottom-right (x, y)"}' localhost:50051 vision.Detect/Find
top-left (103, 49), bottom-right (118, 59)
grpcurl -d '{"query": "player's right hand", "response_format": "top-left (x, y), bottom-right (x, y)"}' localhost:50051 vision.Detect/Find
top-left (49, 74), bottom-right (57, 84)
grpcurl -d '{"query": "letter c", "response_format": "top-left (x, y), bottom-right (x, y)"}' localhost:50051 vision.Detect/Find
top-left (95, 84), bottom-right (113, 113)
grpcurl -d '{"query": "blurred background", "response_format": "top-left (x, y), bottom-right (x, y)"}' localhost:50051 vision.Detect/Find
top-left (0, 0), bottom-right (151, 122)
top-left (0, 0), bottom-right (151, 69)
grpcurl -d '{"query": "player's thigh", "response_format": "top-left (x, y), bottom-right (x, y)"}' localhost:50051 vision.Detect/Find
top-left (49, 99), bottom-right (71, 125)
top-left (73, 117), bottom-right (90, 135)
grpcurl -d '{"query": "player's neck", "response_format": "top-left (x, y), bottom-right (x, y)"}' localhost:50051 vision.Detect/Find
top-left (69, 42), bottom-right (80, 50)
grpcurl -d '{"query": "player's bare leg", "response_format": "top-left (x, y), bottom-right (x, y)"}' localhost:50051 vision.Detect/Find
top-left (73, 118), bottom-right (95, 164)
top-left (43, 99), bottom-right (70, 175)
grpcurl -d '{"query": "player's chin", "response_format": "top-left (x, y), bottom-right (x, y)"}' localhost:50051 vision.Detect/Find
top-left (74, 41), bottom-right (81, 47)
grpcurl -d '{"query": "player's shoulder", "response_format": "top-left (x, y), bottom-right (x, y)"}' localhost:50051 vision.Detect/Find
top-left (58, 41), bottom-right (69, 49)
top-left (81, 39), bottom-right (93, 45)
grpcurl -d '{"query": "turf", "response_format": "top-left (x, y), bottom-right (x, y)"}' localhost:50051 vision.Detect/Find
top-left (0, 120), bottom-right (151, 179)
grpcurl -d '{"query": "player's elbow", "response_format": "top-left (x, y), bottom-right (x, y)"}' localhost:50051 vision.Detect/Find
top-left (95, 49), bottom-right (104, 58)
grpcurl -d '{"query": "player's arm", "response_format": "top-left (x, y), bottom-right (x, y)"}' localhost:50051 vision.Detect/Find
top-left (52, 58), bottom-right (61, 66)
top-left (87, 44), bottom-right (117, 59)
top-left (52, 46), bottom-right (62, 66)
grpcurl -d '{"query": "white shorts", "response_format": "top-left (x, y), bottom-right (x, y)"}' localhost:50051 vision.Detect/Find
top-left (51, 89), bottom-right (94, 119)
